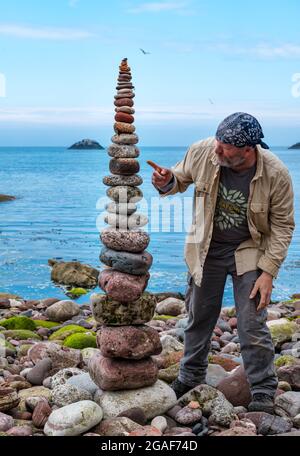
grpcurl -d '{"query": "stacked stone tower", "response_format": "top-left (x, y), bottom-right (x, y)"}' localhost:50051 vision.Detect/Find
top-left (89, 58), bottom-right (162, 391)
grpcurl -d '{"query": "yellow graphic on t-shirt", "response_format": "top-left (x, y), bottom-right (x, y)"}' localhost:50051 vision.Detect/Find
top-left (214, 183), bottom-right (248, 231)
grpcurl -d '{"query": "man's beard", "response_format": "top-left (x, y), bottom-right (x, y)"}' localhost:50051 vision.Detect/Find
top-left (216, 154), bottom-right (246, 168)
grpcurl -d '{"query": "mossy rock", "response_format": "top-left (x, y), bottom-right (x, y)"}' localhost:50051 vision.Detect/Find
top-left (275, 355), bottom-right (299, 368)
top-left (1, 329), bottom-right (41, 340)
top-left (0, 316), bottom-right (36, 331)
top-left (17, 343), bottom-right (34, 357)
top-left (269, 320), bottom-right (298, 347)
top-left (33, 320), bottom-right (58, 329)
top-left (0, 339), bottom-right (16, 355)
top-left (63, 332), bottom-right (97, 349)
top-left (152, 314), bottom-right (179, 321)
top-left (158, 363), bottom-right (180, 383)
top-left (67, 287), bottom-right (88, 297)
top-left (49, 324), bottom-right (87, 341)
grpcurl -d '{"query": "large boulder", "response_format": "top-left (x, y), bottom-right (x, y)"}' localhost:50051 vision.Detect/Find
top-left (275, 391), bottom-right (300, 418)
top-left (45, 300), bottom-right (80, 322)
top-left (94, 380), bottom-right (177, 419)
top-left (44, 400), bottom-right (103, 436)
top-left (48, 259), bottom-right (99, 288)
top-left (156, 298), bottom-right (186, 316)
top-left (216, 366), bottom-right (251, 407)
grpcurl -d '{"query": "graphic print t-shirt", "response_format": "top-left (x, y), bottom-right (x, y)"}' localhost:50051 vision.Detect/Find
top-left (208, 164), bottom-right (257, 258)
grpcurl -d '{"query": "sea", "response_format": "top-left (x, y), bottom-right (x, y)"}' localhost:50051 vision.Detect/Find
top-left (0, 146), bottom-right (299, 306)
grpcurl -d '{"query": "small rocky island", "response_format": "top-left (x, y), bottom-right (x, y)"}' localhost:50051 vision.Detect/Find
top-left (0, 194), bottom-right (15, 203)
top-left (68, 139), bottom-right (104, 150)
top-left (288, 142), bottom-right (300, 149)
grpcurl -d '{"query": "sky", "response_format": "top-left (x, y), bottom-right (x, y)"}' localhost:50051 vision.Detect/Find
top-left (0, 0), bottom-right (299, 146)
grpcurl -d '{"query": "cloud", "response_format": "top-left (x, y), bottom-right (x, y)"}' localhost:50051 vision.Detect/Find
top-left (0, 104), bottom-right (299, 127)
top-left (211, 42), bottom-right (300, 59)
top-left (0, 24), bottom-right (94, 40)
top-left (128, 1), bottom-right (191, 14)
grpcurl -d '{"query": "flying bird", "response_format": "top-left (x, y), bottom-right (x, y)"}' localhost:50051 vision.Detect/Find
top-left (209, 98), bottom-right (214, 105)
top-left (140, 48), bottom-right (151, 55)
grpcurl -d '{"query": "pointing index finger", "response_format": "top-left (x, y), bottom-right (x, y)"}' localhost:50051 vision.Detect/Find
top-left (147, 160), bottom-right (163, 174)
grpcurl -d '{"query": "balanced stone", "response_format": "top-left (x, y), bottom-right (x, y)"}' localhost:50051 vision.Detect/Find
top-left (103, 174), bottom-right (142, 187)
top-left (108, 144), bottom-right (139, 158)
top-left (111, 134), bottom-right (139, 145)
top-left (105, 202), bottom-right (137, 215)
top-left (114, 98), bottom-right (134, 108)
top-left (115, 107), bottom-right (135, 114)
top-left (99, 269), bottom-right (149, 302)
top-left (90, 292), bottom-right (156, 325)
top-left (100, 228), bottom-right (150, 252)
top-left (100, 247), bottom-right (152, 275)
top-left (115, 91), bottom-right (134, 98)
top-left (115, 112), bottom-right (134, 123)
top-left (117, 88), bottom-right (134, 94)
top-left (95, 380), bottom-right (177, 420)
top-left (89, 353), bottom-right (158, 391)
top-left (118, 74), bottom-right (131, 80)
top-left (97, 325), bottom-right (162, 359)
top-left (114, 122), bottom-right (135, 134)
top-left (116, 84), bottom-right (134, 90)
top-left (106, 186), bottom-right (143, 203)
top-left (109, 158), bottom-right (140, 175)
top-left (104, 213), bottom-right (148, 229)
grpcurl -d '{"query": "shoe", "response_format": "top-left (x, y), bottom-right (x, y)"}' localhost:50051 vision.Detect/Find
top-left (170, 378), bottom-right (193, 399)
top-left (248, 393), bottom-right (275, 414)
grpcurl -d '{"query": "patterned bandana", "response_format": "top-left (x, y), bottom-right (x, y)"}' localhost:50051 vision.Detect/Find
top-left (215, 112), bottom-right (269, 149)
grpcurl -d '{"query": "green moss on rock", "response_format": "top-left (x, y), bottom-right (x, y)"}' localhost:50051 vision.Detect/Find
top-left (1, 329), bottom-right (41, 340)
top-left (0, 316), bottom-right (36, 331)
top-left (269, 320), bottom-right (297, 347)
top-left (33, 320), bottom-right (58, 329)
top-left (275, 355), bottom-right (299, 368)
top-left (152, 314), bottom-right (179, 321)
top-left (63, 332), bottom-right (97, 349)
top-left (49, 324), bottom-right (87, 341)
top-left (67, 287), bottom-right (88, 296)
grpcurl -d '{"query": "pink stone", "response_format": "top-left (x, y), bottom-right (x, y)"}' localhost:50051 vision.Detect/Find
top-left (89, 353), bottom-right (158, 391)
top-left (216, 366), bottom-right (252, 407)
top-left (99, 269), bottom-right (149, 302)
top-left (97, 325), bottom-right (162, 359)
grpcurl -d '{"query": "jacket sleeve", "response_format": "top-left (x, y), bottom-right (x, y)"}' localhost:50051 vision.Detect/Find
top-left (257, 169), bottom-right (295, 278)
top-left (159, 145), bottom-right (194, 198)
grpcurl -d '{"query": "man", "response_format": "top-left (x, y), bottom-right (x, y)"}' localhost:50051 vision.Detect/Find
top-left (151, 112), bottom-right (295, 414)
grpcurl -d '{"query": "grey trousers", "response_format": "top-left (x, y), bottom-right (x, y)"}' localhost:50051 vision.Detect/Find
top-left (179, 252), bottom-right (278, 397)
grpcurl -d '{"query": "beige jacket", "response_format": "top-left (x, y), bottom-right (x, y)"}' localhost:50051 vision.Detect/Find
top-left (161, 137), bottom-right (295, 287)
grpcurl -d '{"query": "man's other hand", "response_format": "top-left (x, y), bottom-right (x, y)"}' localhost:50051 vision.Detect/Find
top-left (249, 271), bottom-right (273, 311)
